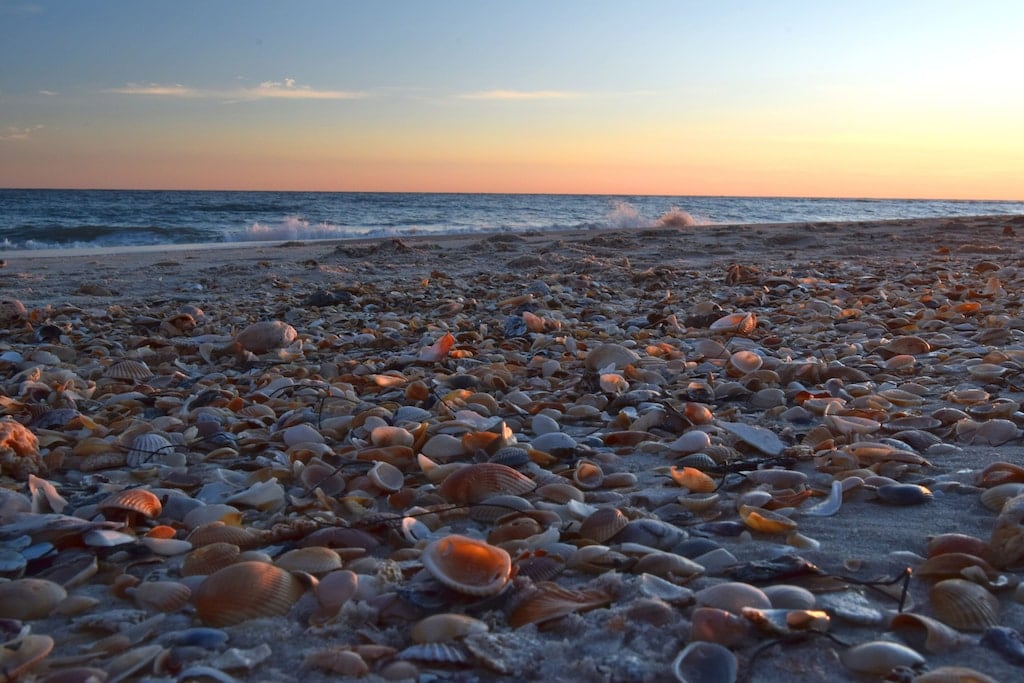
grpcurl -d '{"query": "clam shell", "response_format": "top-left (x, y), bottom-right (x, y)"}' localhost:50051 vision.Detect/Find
top-left (710, 311), bottom-right (757, 336)
top-left (421, 534), bottom-right (512, 596)
top-left (0, 634), bottom-right (54, 680)
top-left (235, 320), bottom-right (298, 354)
top-left (695, 582), bottom-right (771, 614)
top-left (194, 561), bottom-right (305, 627)
top-left (889, 612), bottom-right (974, 653)
top-left (366, 460), bottom-right (404, 493)
top-left (276, 546), bottom-right (343, 575)
top-left (573, 459), bottom-right (604, 489)
top-left (0, 578), bottom-right (67, 619)
top-left (410, 613), bottom-right (489, 643)
top-left (437, 463), bottom-right (536, 504)
top-left (313, 569), bottom-right (359, 615)
top-left (929, 578), bottom-right (1000, 632)
top-left (585, 343), bottom-right (640, 372)
top-left (671, 641), bottom-right (738, 683)
top-left (839, 640), bottom-right (925, 675)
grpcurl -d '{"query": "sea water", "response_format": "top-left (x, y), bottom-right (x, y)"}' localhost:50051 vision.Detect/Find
top-left (1, 189), bottom-right (1022, 251)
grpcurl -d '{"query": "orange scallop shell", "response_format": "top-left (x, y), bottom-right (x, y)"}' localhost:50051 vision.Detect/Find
top-left (98, 488), bottom-right (162, 519)
top-left (194, 561), bottom-right (305, 627)
top-left (437, 463), bottom-right (536, 504)
top-left (420, 534), bottom-right (512, 596)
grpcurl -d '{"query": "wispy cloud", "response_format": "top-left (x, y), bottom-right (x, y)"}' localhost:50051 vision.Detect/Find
top-left (107, 78), bottom-right (365, 101)
top-left (458, 89), bottom-right (582, 101)
top-left (37, 89), bottom-right (58, 96)
top-left (0, 124), bottom-right (43, 141)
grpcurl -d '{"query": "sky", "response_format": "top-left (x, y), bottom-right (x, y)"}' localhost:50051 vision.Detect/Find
top-left (1, 1), bottom-right (1022, 198)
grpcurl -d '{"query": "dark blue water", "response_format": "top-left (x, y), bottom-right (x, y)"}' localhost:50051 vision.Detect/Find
top-left (2, 189), bottom-right (1022, 250)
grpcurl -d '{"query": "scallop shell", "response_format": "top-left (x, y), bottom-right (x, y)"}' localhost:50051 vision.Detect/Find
top-left (313, 569), bottom-right (359, 617)
top-left (181, 542), bottom-right (242, 576)
top-left (235, 320), bottom-right (298, 354)
top-left (929, 578), bottom-right (1000, 632)
top-left (437, 463), bottom-right (536, 504)
top-left (989, 493), bottom-right (1024, 569)
top-left (578, 507), bottom-right (629, 544)
top-left (421, 535), bottom-right (512, 597)
top-left (671, 641), bottom-right (738, 683)
top-left (0, 578), bottom-right (67, 619)
top-left (125, 433), bottom-right (177, 467)
top-left (194, 561), bottom-right (305, 627)
top-left (126, 580), bottom-right (192, 612)
top-left (105, 359), bottom-right (153, 381)
top-left (98, 487), bottom-right (162, 520)
top-left (507, 581), bottom-right (614, 628)
top-left (585, 343), bottom-right (640, 372)
top-left (186, 521), bottom-right (263, 549)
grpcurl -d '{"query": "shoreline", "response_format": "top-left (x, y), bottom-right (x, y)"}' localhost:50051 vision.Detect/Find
top-left (2, 213), bottom-right (1024, 681)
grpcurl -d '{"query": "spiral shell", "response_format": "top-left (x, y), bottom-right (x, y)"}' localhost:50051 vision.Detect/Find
top-left (194, 561), bottom-right (305, 626)
top-left (420, 534), bottom-right (512, 597)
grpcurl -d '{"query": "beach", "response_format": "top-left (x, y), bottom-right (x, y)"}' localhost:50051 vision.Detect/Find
top-left (3, 214), bottom-right (1024, 682)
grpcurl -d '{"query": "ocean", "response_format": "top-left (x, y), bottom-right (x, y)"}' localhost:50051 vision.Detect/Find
top-left (2, 189), bottom-right (1023, 251)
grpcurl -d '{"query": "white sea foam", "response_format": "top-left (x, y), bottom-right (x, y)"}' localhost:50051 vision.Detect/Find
top-left (233, 216), bottom-right (352, 241)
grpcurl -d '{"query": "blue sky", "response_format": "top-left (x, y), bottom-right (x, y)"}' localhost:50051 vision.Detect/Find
top-left (2, 1), bottom-right (1022, 197)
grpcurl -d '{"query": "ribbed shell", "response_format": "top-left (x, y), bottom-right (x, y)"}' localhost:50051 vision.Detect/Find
top-left (194, 561), bottom-right (305, 627)
top-left (182, 542), bottom-right (241, 577)
top-left (235, 320), bottom-right (298, 354)
top-left (929, 579), bottom-right (1000, 632)
top-left (125, 433), bottom-right (176, 467)
top-left (98, 488), bottom-right (162, 519)
top-left (127, 580), bottom-right (192, 612)
top-left (421, 535), bottom-right (512, 596)
top-left (186, 521), bottom-right (262, 548)
top-left (275, 546), bottom-right (343, 575)
top-left (105, 359), bottom-right (153, 381)
top-left (508, 581), bottom-right (614, 628)
top-left (578, 507), bottom-right (628, 543)
top-left (437, 463), bottom-right (536, 504)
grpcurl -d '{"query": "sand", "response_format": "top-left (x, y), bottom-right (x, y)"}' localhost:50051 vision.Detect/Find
top-left (2, 214), bottom-right (1024, 682)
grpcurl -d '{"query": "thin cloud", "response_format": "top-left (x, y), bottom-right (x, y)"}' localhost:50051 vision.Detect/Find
top-left (107, 78), bottom-right (365, 101)
top-left (458, 89), bottom-right (582, 101)
top-left (0, 124), bottom-right (43, 141)
top-left (37, 89), bottom-right (58, 96)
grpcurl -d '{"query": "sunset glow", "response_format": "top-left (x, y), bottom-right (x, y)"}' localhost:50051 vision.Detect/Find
top-left (1, 1), bottom-right (1022, 199)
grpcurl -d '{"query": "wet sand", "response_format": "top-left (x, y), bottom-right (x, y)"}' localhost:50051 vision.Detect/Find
top-left (2, 214), bottom-right (1024, 682)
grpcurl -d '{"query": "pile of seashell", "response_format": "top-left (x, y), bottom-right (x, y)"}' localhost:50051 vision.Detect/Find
top-left (2, 221), bottom-right (1024, 681)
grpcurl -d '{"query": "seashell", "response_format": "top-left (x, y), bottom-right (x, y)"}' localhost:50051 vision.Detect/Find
top-left (487, 516), bottom-right (542, 546)
top-left (98, 487), bottom-right (162, 522)
top-left (876, 483), bottom-right (933, 506)
top-left (438, 463), bottom-right (536, 504)
top-left (126, 580), bottom-right (192, 612)
top-left (738, 505), bottom-right (798, 534)
top-left (507, 581), bottom-right (614, 628)
top-left (632, 551), bottom-right (704, 583)
top-left (695, 582), bottom-right (771, 614)
top-left (839, 640), bottom-right (925, 675)
top-left (410, 613), bottom-right (489, 643)
top-left (311, 569), bottom-right (359, 623)
top-left (125, 433), bottom-right (177, 467)
top-left (397, 642), bottom-right (470, 664)
top-left (0, 634), bottom-right (54, 681)
top-left (105, 359), bottom-right (153, 381)
top-left (181, 542), bottom-right (242, 576)
top-left (275, 546), bottom-right (342, 575)
top-left (366, 461), bottom-right (405, 493)
top-left (671, 641), bottom-right (738, 683)
top-left (570, 459), bottom-right (602, 490)
top-left (421, 535), bottom-right (512, 596)
top-left (578, 507), bottom-right (629, 543)
top-left (667, 430), bottom-right (712, 454)
top-left (912, 667), bottom-right (1000, 683)
top-left (967, 363), bottom-right (1006, 381)
top-left (469, 494), bottom-right (535, 522)
top-left (639, 573), bottom-right (696, 605)
top-left (104, 644), bottom-right (165, 681)
top-left (710, 311), bottom-right (757, 336)
top-left (726, 350), bottom-right (762, 377)
top-left (915, 553), bottom-right (1001, 582)
top-left (235, 320), bottom-right (298, 354)
top-left (418, 332), bottom-right (456, 362)
top-left (741, 607), bottom-right (830, 636)
top-left (194, 561), bottom-right (305, 627)
top-left (762, 584), bottom-right (816, 610)
top-left (689, 606), bottom-right (751, 646)
top-left (281, 423), bottom-right (323, 447)
top-left (980, 483), bottom-right (1024, 512)
top-left (187, 521), bottom-right (264, 549)
top-left (668, 466), bottom-right (716, 493)
top-left (585, 343), bottom-right (640, 372)
top-left (879, 335), bottom-right (931, 357)
top-left (717, 421), bottom-right (785, 456)
top-left (0, 578), bottom-right (67, 619)
top-left (183, 504), bottom-right (243, 529)
top-left (225, 479), bottom-right (285, 510)
top-left (303, 648), bottom-right (369, 676)
top-left (989, 493), bottom-right (1024, 569)
top-left (927, 533), bottom-right (990, 559)
top-left (929, 578), bottom-right (1000, 631)
top-left (889, 612), bottom-right (974, 653)
top-left (802, 480), bottom-right (843, 517)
